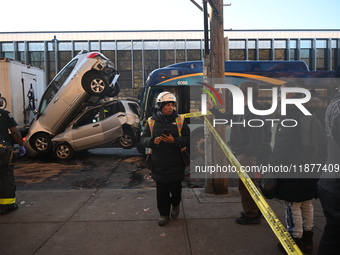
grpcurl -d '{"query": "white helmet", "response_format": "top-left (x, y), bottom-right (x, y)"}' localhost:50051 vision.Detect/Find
top-left (156, 92), bottom-right (177, 105)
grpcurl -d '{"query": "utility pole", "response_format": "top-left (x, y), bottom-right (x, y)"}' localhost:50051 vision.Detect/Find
top-left (190, 0), bottom-right (229, 194)
top-left (209, 0), bottom-right (228, 194)
top-left (202, 0), bottom-right (214, 194)
top-left (209, 0), bottom-right (224, 80)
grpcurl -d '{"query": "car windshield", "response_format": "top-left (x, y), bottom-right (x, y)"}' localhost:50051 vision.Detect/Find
top-left (38, 59), bottom-right (78, 115)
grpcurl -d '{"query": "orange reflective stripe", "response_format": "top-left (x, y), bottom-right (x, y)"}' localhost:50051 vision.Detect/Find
top-left (175, 115), bottom-right (184, 137)
top-left (0, 198), bottom-right (16, 205)
top-left (147, 117), bottom-right (155, 137)
top-left (147, 117), bottom-right (155, 154)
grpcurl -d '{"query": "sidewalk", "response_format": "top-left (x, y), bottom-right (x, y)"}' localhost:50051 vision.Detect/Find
top-left (0, 187), bottom-right (325, 255)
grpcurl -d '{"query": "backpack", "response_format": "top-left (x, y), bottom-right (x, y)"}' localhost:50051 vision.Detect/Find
top-left (298, 113), bottom-right (327, 165)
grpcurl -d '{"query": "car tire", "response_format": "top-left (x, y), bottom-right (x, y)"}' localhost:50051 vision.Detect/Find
top-left (107, 81), bottom-right (120, 97)
top-left (30, 133), bottom-right (52, 154)
top-left (119, 129), bottom-right (135, 149)
top-left (82, 72), bottom-right (110, 97)
top-left (54, 143), bottom-right (75, 160)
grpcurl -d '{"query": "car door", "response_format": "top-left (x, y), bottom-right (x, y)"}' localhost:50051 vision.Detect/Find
top-left (70, 107), bottom-right (106, 150)
top-left (101, 101), bottom-right (126, 141)
top-left (36, 83), bottom-right (70, 133)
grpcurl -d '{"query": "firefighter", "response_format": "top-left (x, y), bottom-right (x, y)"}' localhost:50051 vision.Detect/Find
top-left (0, 95), bottom-right (26, 215)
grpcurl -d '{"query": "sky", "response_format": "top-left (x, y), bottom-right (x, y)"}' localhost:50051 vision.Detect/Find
top-left (1, 0), bottom-right (339, 32)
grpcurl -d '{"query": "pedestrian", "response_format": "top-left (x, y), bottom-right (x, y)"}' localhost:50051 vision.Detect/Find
top-left (207, 81), bottom-right (264, 224)
top-left (140, 92), bottom-right (190, 226)
top-left (317, 86), bottom-right (340, 255)
top-left (0, 95), bottom-right (26, 215)
top-left (266, 81), bottom-right (320, 254)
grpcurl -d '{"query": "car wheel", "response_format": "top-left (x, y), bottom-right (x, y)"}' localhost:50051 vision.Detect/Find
top-left (107, 81), bottom-right (120, 97)
top-left (82, 72), bottom-right (109, 97)
top-left (54, 143), bottom-right (74, 160)
top-left (119, 130), bottom-right (135, 149)
top-left (30, 133), bottom-right (52, 154)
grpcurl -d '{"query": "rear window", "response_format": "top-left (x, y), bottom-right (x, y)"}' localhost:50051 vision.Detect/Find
top-left (52, 59), bottom-right (78, 89)
top-left (38, 59), bottom-right (78, 114)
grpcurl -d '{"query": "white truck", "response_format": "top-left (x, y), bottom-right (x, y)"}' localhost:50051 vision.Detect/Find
top-left (0, 58), bottom-right (45, 132)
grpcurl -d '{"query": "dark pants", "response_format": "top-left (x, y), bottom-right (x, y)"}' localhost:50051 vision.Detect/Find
top-left (0, 164), bottom-right (16, 203)
top-left (156, 181), bottom-right (182, 216)
top-left (318, 186), bottom-right (340, 255)
top-left (237, 154), bottom-right (259, 218)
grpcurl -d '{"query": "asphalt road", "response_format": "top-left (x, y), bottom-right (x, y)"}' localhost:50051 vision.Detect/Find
top-left (14, 148), bottom-right (205, 191)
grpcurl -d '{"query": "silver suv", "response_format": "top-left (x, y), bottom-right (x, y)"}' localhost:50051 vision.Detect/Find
top-left (51, 100), bottom-right (140, 160)
top-left (25, 50), bottom-right (120, 155)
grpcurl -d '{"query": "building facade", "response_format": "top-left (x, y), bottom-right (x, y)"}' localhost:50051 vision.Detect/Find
top-left (1, 29), bottom-right (339, 97)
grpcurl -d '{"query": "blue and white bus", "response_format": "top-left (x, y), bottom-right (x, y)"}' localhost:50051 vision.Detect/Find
top-left (137, 60), bottom-right (335, 157)
top-left (138, 60), bottom-right (311, 119)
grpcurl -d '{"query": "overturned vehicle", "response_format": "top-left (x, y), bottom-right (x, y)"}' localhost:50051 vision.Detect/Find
top-left (24, 50), bottom-right (123, 156)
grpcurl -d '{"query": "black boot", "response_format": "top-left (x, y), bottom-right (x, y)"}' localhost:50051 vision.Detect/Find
top-left (302, 230), bottom-right (313, 254)
top-left (293, 237), bottom-right (304, 252)
top-left (0, 203), bottom-right (18, 215)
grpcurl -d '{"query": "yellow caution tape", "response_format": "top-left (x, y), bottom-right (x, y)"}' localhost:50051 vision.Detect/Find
top-left (168, 110), bottom-right (302, 253)
top-left (181, 111), bottom-right (212, 119)
top-left (0, 198), bottom-right (16, 205)
top-left (203, 116), bottom-right (303, 255)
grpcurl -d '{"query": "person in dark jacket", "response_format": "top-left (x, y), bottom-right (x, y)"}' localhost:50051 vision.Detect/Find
top-left (140, 92), bottom-right (190, 226)
top-left (208, 81), bottom-right (265, 225)
top-left (317, 88), bottom-right (340, 255)
top-left (0, 96), bottom-right (26, 215)
top-left (267, 81), bottom-right (319, 254)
